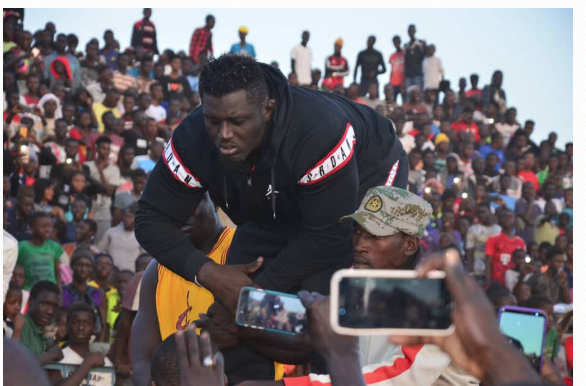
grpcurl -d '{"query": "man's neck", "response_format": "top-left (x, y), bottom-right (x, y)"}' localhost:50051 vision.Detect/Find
top-left (30, 237), bottom-right (45, 246)
top-left (73, 279), bottom-right (88, 291)
top-left (78, 238), bottom-right (92, 246)
top-left (151, 99), bottom-right (160, 106)
top-left (502, 229), bottom-right (514, 237)
top-left (68, 343), bottom-right (90, 358)
top-left (56, 138), bottom-right (66, 147)
top-left (97, 156), bottom-right (109, 165)
top-left (57, 50), bottom-right (66, 56)
top-left (123, 226), bottom-right (133, 232)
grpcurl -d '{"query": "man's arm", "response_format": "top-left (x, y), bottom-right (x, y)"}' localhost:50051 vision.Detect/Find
top-left (131, 260), bottom-right (162, 386)
top-left (377, 52), bottom-right (386, 75)
top-left (353, 53), bottom-right (362, 82)
top-left (47, 353), bottom-right (105, 386)
top-left (98, 291), bottom-right (108, 342)
top-left (112, 308), bottom-right (135, 377)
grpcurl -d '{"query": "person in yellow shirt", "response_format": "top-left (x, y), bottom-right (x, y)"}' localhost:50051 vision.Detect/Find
top-left (88, 253), bottom-right (120, 343)
top-left (92, 87), bottom-right (121, 133)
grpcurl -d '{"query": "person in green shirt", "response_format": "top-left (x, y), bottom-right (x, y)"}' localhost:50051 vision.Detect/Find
top-left (525, 295), bottom-right (559, 360)
top-left (19, 280), bottom-right (64, 365)
top-left (89, 253), bottom-right (120, 343)
top-left (17, 212), bottom-right (68, 291)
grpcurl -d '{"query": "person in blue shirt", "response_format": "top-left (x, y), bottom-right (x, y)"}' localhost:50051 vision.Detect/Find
top-left (479, 132), bottom-right (505, 171)
top-left (489, 174), bottom-right (517, 211)
top-left (229, 26), bottom-right (256, 59)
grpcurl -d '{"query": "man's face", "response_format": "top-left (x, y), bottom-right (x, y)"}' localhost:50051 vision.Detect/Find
top-left (151, 143), bottom-right (164, 160)
top-left (26, 76), bottom-right (39, 93)
top-left (55, 121), bottom-right (68, 140)
top-left (29, 291), bottom-right (60, 327)
top-left (141, 60), bottom-right (153, 75)
top-left (18, 196), bottom-right (34, 217)
top-left (367, 36), bottom-right (376, 48)
top-left (441, 212), bottom-right (455, 230)
top-left (123, 96), bottom-right (135, 113)
top-left (133, 176), bottom-right (146, 194)
top-left (65, 140), bottom-right (79, 158)
top-left (151, 85), bottom-right (163, 101)
top-left (97, 142), bottom-right (111, 160)
top-left (544, 183), bottom-right (556, 200)
top-left (522, 183), bottom-right (534, 200)
top-left (11, 265), bottom-right (25, 288)
top-left (408, 152), bottom-right (421, 169)
top-left (302, 32), bottom-right (310, 44)
top-left (104, 32), bottom-right (114, 46)
top-left (171, 58), bottom-right (181, 73)
top-left (472, 157), bottom-right (485, 174)
top-left (139, 94), bottom-right (152, 110)
top-left (100, 68), bottom-right (113, 83)
top-left (95, 256), bottom-right (113, 279)
top-left (352, 224), bottom-right (414, 270)
top-left (72, 201), bottom-right (87, 220)
top-left (119, 54), bottom-right (130, 70)
top-left (122, 211), bottom-right (135, 230)
top-left (393, 37), bottom-right (401, 50)
top-left (182, 59), bottom-right (192, 75)
top-left (206, 17), bottom-right (216, 29)
top-left (21, 32), bottom-right (33, 49)
top-left (144, 8), bottom-right (152, 19)
top-left (76, 221), bottom-right (92, 241)
top-left (477, 206), bottom-right (490, 225)
top-left (121, 148), bottom-right (135, 166)
top-left (203, 90), bottom-right (274, 163)
top-left (501, 175), bottom-right (511, 191)
top-left (73, 257), bottom-right (93, 282)
top-left (493, 72), bottom-right (503, 87)
top-left (500, 210), bottom-right (515, 229)
top-left (550, 254), bottom-right (565, 274)
top-left (55, 35), bottom-right (67, 53)
top-left (105, 90), bottom-right (119, 107)
top-left (408, 25), bottom-right (416, 38)
top-left (68, 311), bottom-right (94, 344)
top-left (32, 217), bottom-right (52, 240)
top-left (86, 43), bottom-right (98, 58)
top-left (103, 113), bottom-right (115, 131)
top-left (564, 190), bottom-right (572, 207)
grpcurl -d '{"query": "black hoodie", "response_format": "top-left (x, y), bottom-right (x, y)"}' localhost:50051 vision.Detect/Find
top-left (135, 64), bottom-right (406, 291)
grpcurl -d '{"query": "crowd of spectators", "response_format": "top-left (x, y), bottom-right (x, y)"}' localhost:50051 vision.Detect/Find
top-left (3, 7), bottom-right (572, 386)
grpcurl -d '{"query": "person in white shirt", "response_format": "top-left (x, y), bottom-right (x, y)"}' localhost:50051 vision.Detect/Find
top-left (495, 107), bottom-right (520, 147)
top-left (3, 230), bottom-right (18, 299)
top-left (98, 204), bottom-right (144, 272)
top-left (394, 118), bottom-right (415, 154)
top-left (422, 44), bottom-right (444, 91)
top-left (291, 31), bottom-right (313, 86)
top-left (144, 83), bottom-right (167, 123)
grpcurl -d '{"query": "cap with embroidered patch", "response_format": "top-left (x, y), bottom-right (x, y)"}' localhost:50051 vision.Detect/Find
top-left (340, 187), bottom-right (432, 238)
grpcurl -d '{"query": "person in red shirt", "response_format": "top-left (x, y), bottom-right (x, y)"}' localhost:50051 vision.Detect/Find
top-left (450, 106), bottom-right (480, 141)
top-left (131, 8), bottom-right (159, 55)
top-left (189, 15), bottom-right (215, 65)
top-left (389, 35), bottom-right (405, 103)
top-left (516, 157), bottom-right (539, 191)
top-left (322, 38), bottom-right (349, 90)
top-left (23, 74), bottom-right (41, 107)
top-left (465, 74), bottom-right (482, 98)
top-left (485, 208), bottom-right (526, 286)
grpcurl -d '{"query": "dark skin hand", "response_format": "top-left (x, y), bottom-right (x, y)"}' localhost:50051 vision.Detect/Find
top-left (389, 249), bottom-right (542, 386)
top-left (176, 328), bottom-right (225, 386)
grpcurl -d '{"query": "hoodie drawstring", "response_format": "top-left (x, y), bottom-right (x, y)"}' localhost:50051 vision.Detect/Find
top-left (271, 167), bottom-right (276, 220)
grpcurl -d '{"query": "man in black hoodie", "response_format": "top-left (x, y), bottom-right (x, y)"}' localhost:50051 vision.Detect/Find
top-left (135, 54), bottom-right (406, 382)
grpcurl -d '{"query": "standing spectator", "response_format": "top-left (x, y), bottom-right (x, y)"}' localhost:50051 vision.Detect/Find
top-left (291, 30), bottom-right (313, 87)
top-left (93, 89), bottom-right (121, 134)
top-left (364, 83), bottom-right (383, 110)
top-left (516, 157), bottom-right (539, 191)
top-left (322, 38), bottom-right (349, 90)
top-left (536, 181), bottom-right (564, 213)
top-left (466, 203), bottom-right (501, 282)
top-left (61, 247), bottom-right (108, 342)
top-left (181, 57), bottom-right (199, 93)
top-left (160, 56), bottom-right (193, 101)
top-left (5, 189), bottom-right (35, 241)
top-left (450, 107), bottom-right (480, 142)
top-left (478, 132), bottom-right (505, 171)
top-left (18, 280), bottom-right (63, 362)
top-left (467, 157), bottom-right (491, 191)
top-left (100, 29), bottom-right (119, 71)
top-left (86, 66), bottom-right (113, 104)
top-left (145, 83), bottom-right (167, 123)
top-left (404, 24), bottom-right (426, 91)
top-left (85, 136), bottom-right (126, 242)
top-left (402, 85), bottom-right (427, 117)
top-left (43, 33), bottom-right (81, 91)
top-left (17, 212), bottom-right (67, 290)
top-left (47, 303), bottom-right (112, 385)
top-left (466, 74), bottom-right (482, 98)
top-left (422, 209), bottom-right (462, 254)
top-left (62, 219), bottom-right (100, 259)
top-left (482, 69), bottom-right (507, 115)
top-left (353, 35), bottom-right (386, 96)
top-left (534, 201), bottom-right (560, 245)
top-left (23, 74), bottom-right (41, 107)
top-left (88, 110), bottom-right (124, 165)
top-left (80, 42), bottom-right (105, 88)
top-left (112, 169), bottom-right (146, 226)
top-left (123, 109), bottom-right (149, 156)
top-left (485, 208), bottom-right (526, 286)
top-left (488, 174), bottom-right (517, 211)
top-left (98, 204), bottom-right (144, 272)
top-left (229, 26), bottom-right (256, 58)
top-left (389, 35), bottom-right (405, 103)
top-left (113, 53), bottom-right (138, 92)
top-left (131, 8), bottom-right (159, 55)
top-left (136, 57), bottom-right (155, 94)
top-left (63, 199), bottom-right (87, 243)
top-left (514, 182), bottom-right (542, 244)
top-left (189, 14), bottom-right (215, 66)
top-left (131, 139), bottom-right (164, 173)
top-left (3, 283), bottom-right (25, 340)
top-left (422, 44), bottom-right (444, 93)
top-left (118, 145), bottom-right (136, 179)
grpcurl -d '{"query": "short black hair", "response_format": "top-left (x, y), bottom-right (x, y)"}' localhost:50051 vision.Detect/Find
top-left (82, 219), bottom-right (97, 235)
top-left (199, 54), bottom-right (269, 105)
top-left (30, 280), bottom-right (61, 300)
top-left (67, 302), bottom-right (96, 324)
top-left (524, 295), bottom-right (552, 310)
top-left (546, 247), bottom-right (565, 262)
top-left (132, 169), bottom-right (147, 180)
top-left (205, 14), bottom-right (215, 22)
top-left (96, 135), bottom-right (112, 147)
top-left (151, 334), bottom-right (180, 386)
top-left (28, 211), bottom-right (50, 227)
top-left (392, 35), bottom-right (400, 41)
top-left (135, 253), bottom-right (152, 272)
top-left (95, 252), bottom-right (114, 265)
top-left (470, 74), bottom-right (479, 81)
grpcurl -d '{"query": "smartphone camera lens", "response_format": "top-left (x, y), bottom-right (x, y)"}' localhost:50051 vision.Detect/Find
top-left (339, 308), bottom-right (346, 316)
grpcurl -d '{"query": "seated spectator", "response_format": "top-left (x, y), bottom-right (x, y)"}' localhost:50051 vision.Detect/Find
top-left (485, 281), bottom-right (517, 312)
top-left (113, 53), bottom-right (138, 92)
top-left (465, 202), bottom-right (501, 282)
top-left (37, 93), bottom-right (62, 141)
top-left (62, 247), bottom-right (108, 342)
top-left (451, 107), bottom-right (480, 141)
top-left (535, 201), bottom-right (561, 245)
top-left (62, 219), bottom-right (100, 259)
top-left (516, 157), bottom-right (539, 192)
top-left (536, 181), bottom-right (564, 213)
top-left (89, 253), bottom-right (120, 343)
top-left (524, 295), bottom-right (558, 361)
top-left (479, 132), bottom-right (505, 171)
top-left (98, 204), bottom-right (144, 272)
top-left (488, 174), bottom-right (517, 211)
top-left (3, 282), bottom-right (25, 340)
top-left (515, 182), bottom-right (542, 244)
top-left (364, 83), bottom-right (383, 110)
top-left (161, 55), bottom-right (193, 101)
top-left (495, 107), bottom-right (520, 148)
top-left (525, 247), bottom-right (571, 305)
top-left (492, 160), bottom-right (522, 199)
top-left (504, 248), bottom-right (530, 292)
top-left (422, 210), bottom-right (462, 254)
top-left (10, 264), bottom-right (30, 313)
top-left (136, 58), bottom-right (156, 94)
top-left (161, 96), bottom-right (188, 132)
top-left (485, 208), bottom-right (526, 286)
top-left (131, 138), bottom-right (164, 173)
top-left (467, 157), bottom-right (492, 191)
top-left (118, 145), bottom-right (137, 180)
top-left (92, 87), bottom-right (121, 134)
top-left (63, 199), bottom-right (88, 243)
top-left (17, 212), bottom-right (68, 290)
top-left (145, 83), bottom-right (167, 123)
top-left (47, 303), bottom-right (113, 385)
top-left (19, 280), bottom-right (63, 363)
top-left (5, 187), bottom-right (35, 241)
top-left (23, 74), bottom-right (42, 107)
top-left (402, 85), bottom-right (427, 118)
top-left (123, 109), bottom-right (149, 157)
top-left (112, 169), bottom-right (146, 226)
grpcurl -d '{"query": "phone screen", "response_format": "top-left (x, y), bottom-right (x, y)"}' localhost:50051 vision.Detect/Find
top-left (235, 287), bottom-right (307, 335)
top-left (336, 277), bottom-right (452, 330)
top-left (498, 307), bottom-right (546, 372)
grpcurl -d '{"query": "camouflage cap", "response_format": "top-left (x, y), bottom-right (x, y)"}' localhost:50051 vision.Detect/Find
top-left (340, 186), bottom-right (432, 238)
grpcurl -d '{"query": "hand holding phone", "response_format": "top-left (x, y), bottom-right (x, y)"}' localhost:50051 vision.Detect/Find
top-left (388, 249), bottom-right (541, 385)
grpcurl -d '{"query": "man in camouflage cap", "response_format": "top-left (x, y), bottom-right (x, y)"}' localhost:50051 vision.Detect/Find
top-left (340, 186), bottom-right (432, 269)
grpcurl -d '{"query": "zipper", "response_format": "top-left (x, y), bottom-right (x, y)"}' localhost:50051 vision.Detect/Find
top-left (247, 175), bottom-right (252, 186)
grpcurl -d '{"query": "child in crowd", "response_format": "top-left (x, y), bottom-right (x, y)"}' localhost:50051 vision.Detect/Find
top-left (16, 212), bottom-right (68, 291)
top-left (10, 263), bottom-right (30, 313)
top-left (55, 309), bottom-right (68, 347)
top-left (3, 283), bottom-right (25, 340)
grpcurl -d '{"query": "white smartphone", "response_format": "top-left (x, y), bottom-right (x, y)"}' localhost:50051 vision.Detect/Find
top-left (330, 269), bottom-right (455, 336)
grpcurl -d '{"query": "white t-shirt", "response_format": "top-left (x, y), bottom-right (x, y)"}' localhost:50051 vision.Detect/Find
top-left (145, 104), bottom-right (167, 123)
top-left (57, 346), bottom-right (114, 386)
top-left (495, 122), bottom-right (520, 147)
top-left (422, 56), bottom-right (444, 90)
top-left (399, 134), bottom-right (416, 154)
top-left (97, 224), bottom-right (144, 272)
top-left (291, 44), bottom-right (313, 85)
